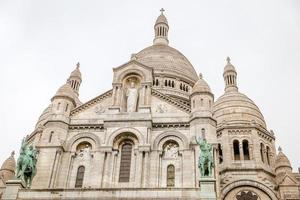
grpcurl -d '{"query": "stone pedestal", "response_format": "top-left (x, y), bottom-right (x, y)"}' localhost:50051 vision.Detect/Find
top-left (199, 177), bottom-right (217, 200)
top-left (1, 178), bottom-right (25, 200)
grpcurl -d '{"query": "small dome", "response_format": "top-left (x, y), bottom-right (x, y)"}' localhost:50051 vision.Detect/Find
top-left (69, 63), bottom-right (82, 79)
top-left (35, 105), bottom-right (51, 128)
top-left (213, 91), bottom-right (266, 128)
top-left (192, 74), bottom-right (211, 93)
top-left (275, 148), bottom-right (292, 171)
top-left (53, 83), bottom-right (77, 100)
top-left (155, 14), bottom-right (168, 26)
top-left (136, 45), bottom-right (198, 83)
top-left (0, 152), bottom-right (16, 173)
top-left (224, 57), bottom-right (236, 74)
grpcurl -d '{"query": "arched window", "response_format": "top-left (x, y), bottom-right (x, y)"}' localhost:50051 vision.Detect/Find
top-left (172, 81), bottom-right (174, 88)
top-left (242, 140), bottom-right (250, 160)
top-left (200, 99), bottom-right (204, 107)
top-left (266, 146), bottom-right (270, 165)
top-left (167, 165), bottom-right (175, 187)
top-left (180, 83), bottom-right (182, 90)
top-left (186, 86), bottom-right (189, 92)
top-left (65, 103), bottom-right (69, 112)
top-left (168, 80), bottom-right (171, 87)
top-left (260, 143), bottom-right (265, 163)
top-left (119, 142), bottom-right (133, 182)
top-left (75, 166), bottom-right (85, 188)
top-left (233, 140), bottom-right (240, 160)
top-left (57, 102), bottom-right (61, 110)
top-left (156, 79), bottom-right (159, 86)
top-left (49, 131), bottom-right (54, 143)
top-left (165, 80), bottom-right (168, 86)
top-left (218, 143), bottom-right (223, 164)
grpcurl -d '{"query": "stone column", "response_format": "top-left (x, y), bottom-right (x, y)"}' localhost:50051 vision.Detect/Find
top-left (181, 150), bottom-right (194, 187)
top-left (239, 143), bottom-right (244, 161)
top-left (143, 151), bottom-right (149, 187)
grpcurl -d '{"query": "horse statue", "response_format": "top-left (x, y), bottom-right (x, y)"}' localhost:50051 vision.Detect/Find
top-left (16, 138), bottom-right (38, 188)
top-left (196, 136), bottom-right (214, 177)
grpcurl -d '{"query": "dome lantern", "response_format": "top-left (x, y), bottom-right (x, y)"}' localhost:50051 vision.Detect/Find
top-left (223, 57), bottom-right (238, 93)
top-left (67, 62), bottom-right (82, 95)
top-left (153, 8), bottom-right (169, 45)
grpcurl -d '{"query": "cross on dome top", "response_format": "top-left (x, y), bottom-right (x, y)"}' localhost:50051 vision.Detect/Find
top-left (160, 8), bottom-right (165, 15)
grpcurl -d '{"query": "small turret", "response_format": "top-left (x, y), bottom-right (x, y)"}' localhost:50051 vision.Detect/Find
top-left (0, 152), bottom-right (16, 184)
top-left (190, 73), bottom-right (213, 117)
top-left (190, 73), bottom-right (216, 145)
top-left (67, 62), bottom-right (82, 95)
top-left (50, 63), bottom-right (82, 117)
top-left (223, 57), bottom-right (238, 93)
top-left (275, 147), bottom-right (300, 199)
top-left (275, 147), bottom-right (292, 174)
top-left (153, 8), bottom-right (169, 45)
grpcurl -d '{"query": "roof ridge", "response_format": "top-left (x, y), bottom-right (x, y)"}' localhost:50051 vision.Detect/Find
top-left (70, 89), bottom-right (113, 116)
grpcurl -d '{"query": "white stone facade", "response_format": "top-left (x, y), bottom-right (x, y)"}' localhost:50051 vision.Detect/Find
top-left (1, 10), bottom-right (300, 200)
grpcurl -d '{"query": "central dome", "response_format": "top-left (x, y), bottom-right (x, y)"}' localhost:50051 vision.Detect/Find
top-left (136, 44), bottom-right (198, 83)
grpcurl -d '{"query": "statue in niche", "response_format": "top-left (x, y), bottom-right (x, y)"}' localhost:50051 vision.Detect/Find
top-left (164, 142), bottom-right (179, 159)
top-left (126, 79), bottom-right (139, 113)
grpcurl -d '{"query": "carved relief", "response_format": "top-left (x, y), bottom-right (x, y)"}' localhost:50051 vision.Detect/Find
top-left (76, 142), bottom-right (93, 160)
top-left (155, 104), bottom-right (168, 113)
top-left (94, 105), bottom-right (105, 114)
top-left (163, 141), bottom-right (179, 159)
top-left (236, 191), bottom-right (259, 200)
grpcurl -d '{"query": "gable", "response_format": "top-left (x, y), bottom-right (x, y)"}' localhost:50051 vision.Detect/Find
top-left (70, 90), bottom-right (112, 119)
top-left (280, 174), bottom-right (299, 186)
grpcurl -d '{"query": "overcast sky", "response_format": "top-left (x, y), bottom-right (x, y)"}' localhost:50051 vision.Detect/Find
top-left (0, 0), bottom-right (300, 171)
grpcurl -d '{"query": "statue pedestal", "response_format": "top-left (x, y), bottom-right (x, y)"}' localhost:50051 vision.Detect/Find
top-left (1, 178), bottom-right (25, 200)
top-left (199, 177), bottom-right (217, 200)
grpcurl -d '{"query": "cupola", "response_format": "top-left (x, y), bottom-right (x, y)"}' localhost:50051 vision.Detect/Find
top-left (153, 8), bottom-right (169, 45)
top-left (223, 57), bottom-right (238, 92)
top-left (67, 62), bottom-right (82, 95)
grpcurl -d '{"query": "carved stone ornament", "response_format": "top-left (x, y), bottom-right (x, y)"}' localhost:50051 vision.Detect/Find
top-left (156, 104), bottom-right (168, 113)
top-left (95, 105), bottom-right (105, 114)
top-left (236, 191), bottom-right (259, 200)
top-left (163, 142), bottom-right (179, 159)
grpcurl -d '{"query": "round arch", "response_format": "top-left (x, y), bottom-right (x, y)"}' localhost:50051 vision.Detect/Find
top-left (222, 180), bottom-right (278, 200)
top-left (117, 68), bottom-right (146, 83)
top-left (152, 130), bottom-right (189, 150)
top-left (106, 127), bottom-right (145, 146)
top-left (65, 132), bottom-right (101, 151)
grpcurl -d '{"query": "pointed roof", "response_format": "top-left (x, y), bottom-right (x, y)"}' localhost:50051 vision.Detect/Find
top-left (70, 62), bottom-right (82, 79)
top-left (155, 8), bottom-right (168, 26)
top-left (0, 151), bottom-right (16, 173)
top-left (192, 73), bottom-right (212, 94)
top-left (275, 147), bottom-right (292, 170)
top-left (223, 56), bottom-right (236, 73)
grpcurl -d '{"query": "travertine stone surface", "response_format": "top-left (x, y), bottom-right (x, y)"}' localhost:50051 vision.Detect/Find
top-left (1, 9), bottom-right (300, 200)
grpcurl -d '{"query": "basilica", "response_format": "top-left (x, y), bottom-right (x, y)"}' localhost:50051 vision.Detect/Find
top-left (0, 10), bottom-right (300, 200)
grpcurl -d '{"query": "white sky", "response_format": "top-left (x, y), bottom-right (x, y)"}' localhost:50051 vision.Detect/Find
top-left (0, 0), bottom-right (300, 171)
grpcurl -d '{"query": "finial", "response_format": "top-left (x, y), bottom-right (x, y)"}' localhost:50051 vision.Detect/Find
top-left (278, 146), bottom-right (282, 152)
top-left (199, 73), bottom-right (203, 79)
top-left (226, 56), bottom-right (231, 64)
top-left (76, 62), bottom-right (80, 69)
top-left (160, 8), bottom-right (165, 15)
top-left (11, 151), bottom-right (15, 157)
